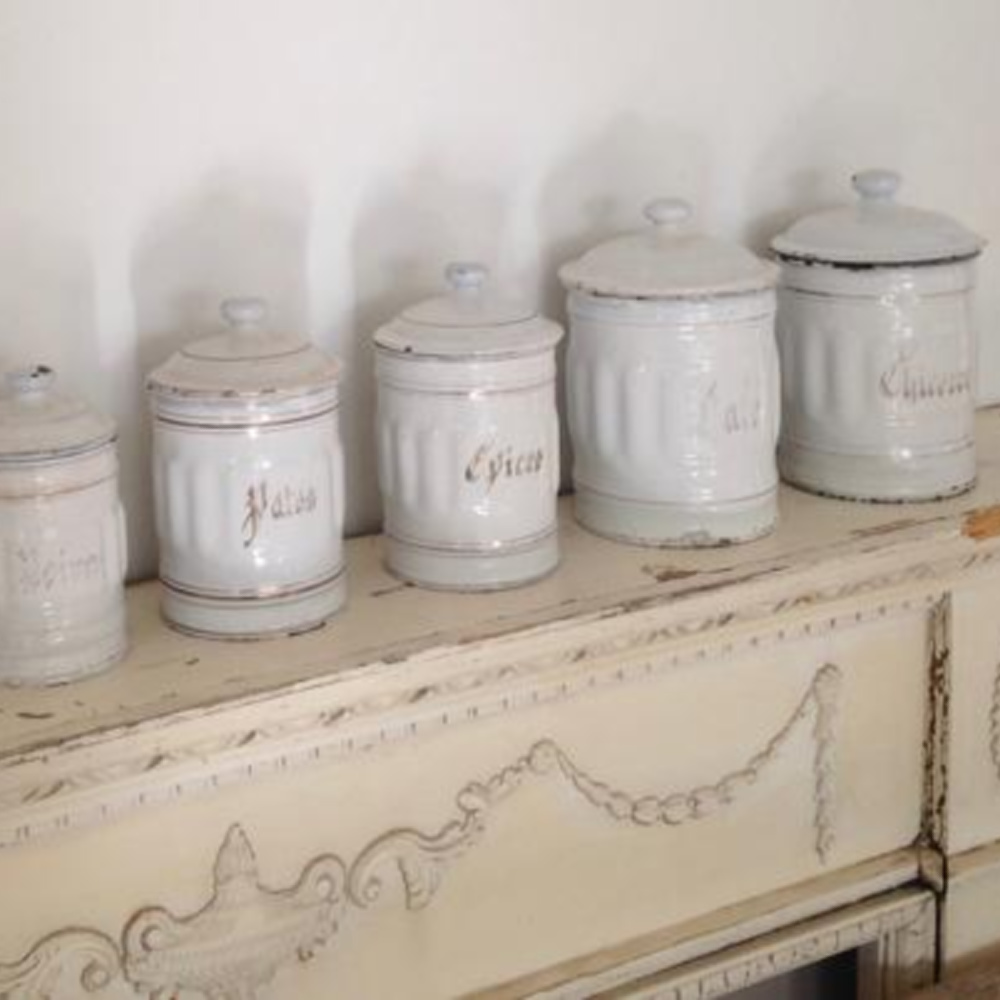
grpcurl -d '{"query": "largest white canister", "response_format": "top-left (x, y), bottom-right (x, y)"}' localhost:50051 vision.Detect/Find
top-left (147, 298), bottom-right (345, 638)
top-left (560, 198), bottom-right (781, 546)
top-left (0, 366), bottom-right (127, 684)
top-left (772, 169), bottom-right (986, 501)
top-left (374, 262), bottom-right (563, 590)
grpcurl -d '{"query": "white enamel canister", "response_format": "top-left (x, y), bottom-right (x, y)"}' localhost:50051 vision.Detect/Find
top-left (147, 298), bottom-right (345, 638)
top-left (772, 169), bottom-right (985, 501)
top-left (0, 367), bottom-right (127, 685)
top-left (374, 262), bottom-right (564, 590)
top-left (560, 199), bottom-right (780, 547)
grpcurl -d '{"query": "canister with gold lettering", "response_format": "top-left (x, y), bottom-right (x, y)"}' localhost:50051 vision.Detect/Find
top-left (0, 367), bottom-right (127, 684)
top-left (772, 169), bottom-right (986, 501)
top-left (560, 198), bottom-right (780, 546)
top-left (374, 263), bottom-right (563, 590)
top-left (147, 298), bottom-right (345, 638)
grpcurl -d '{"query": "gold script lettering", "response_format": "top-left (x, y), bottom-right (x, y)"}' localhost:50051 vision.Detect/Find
top-left (464, 442), bottom-right (545, 493)
top-left (241, 481), bottom-right (318, 547)
top-left (880, 346), bottom-right (971, 405)
top-left (697, 380), bottom-right (763, 438)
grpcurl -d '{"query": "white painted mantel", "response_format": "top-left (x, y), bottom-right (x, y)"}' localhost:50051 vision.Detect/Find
top-left (8, 412), bottom-right (1000, 997)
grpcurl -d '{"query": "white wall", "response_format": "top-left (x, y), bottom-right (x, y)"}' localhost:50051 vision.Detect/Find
top-left (1, 0), bottom-right (998, 580)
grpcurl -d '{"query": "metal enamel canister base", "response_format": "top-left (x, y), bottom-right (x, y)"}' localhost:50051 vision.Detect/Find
top-left (374, 263), bottom-right (563, 592)
top-left (778, 439), bottom-right (976, 504)
top-left (560, 199), bottom-right (781, 548)
top-left (772, 169), bottom-right (985, 503)
top-left (147, 298), bottom-right (346, 639)
top-left (382, 528), bottom-right (559, 592)
top-left (158, 569), bottom-right (347, 639)
top-left (574, 486), bottom-right (778, 548)
top-left (0, 367), bottom-right (128, 685)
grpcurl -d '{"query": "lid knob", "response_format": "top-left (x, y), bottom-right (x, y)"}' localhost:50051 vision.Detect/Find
top-left (644, 198), bottom-right (693, 229)
top-left (221, 297), bottom-right (269, 331)
top-left (6, 365), bottom-right (55, 395)
top-left (852, 169), bottom-right (902, 203)
top-left (445, 261), bottom-right (488, 293)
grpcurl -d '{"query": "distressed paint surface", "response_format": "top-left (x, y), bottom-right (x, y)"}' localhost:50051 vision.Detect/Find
top-left (3, 414), bottom-right (1000, 996)
top-left (5, 410), bottom-right (1000, 763)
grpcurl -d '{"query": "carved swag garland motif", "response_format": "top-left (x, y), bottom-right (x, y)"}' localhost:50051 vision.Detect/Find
top-left (0, 665), bottom-right (841, 1000)
top-left (1, 581), bottom-right (949, 841)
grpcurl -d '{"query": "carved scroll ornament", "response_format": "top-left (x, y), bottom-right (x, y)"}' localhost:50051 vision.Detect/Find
top-left (0, 930), bottom-right (120, 999)
top-left (123, 826), bottom-right (346, 1000)
top-left (0, 664), bottom-right (841, 999)
top-left (0, 827), bottom-right (345, 1000)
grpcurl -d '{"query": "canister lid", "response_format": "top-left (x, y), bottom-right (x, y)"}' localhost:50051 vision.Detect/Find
top-left (559, 198), bottom-right (778, 299)
top-left (373, 263), bottom-right (563, 358)
top-left (0, 366), bottom-right (116, 462)
top-left (771, 169), bottom-right (986, 266)
top-left (146, 298), bottom-right (341, 401)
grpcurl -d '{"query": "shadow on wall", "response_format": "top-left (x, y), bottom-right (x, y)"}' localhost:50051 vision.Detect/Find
top-left (128, 169), bottom-right (311, 580)
top-left (742, 166), bottom-right (831, 257)
top-left (740, 92), bottom-right (913, 254)
top-left (0, 221), bottom-right (99, 379)
top-left (534, 115), bottom-right (713, 490)
top-left (348, 163), bottom-right (507, 536)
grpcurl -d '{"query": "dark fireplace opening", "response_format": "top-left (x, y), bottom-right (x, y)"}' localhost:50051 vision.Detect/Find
top-left (731, 949), bottom-right (858, 999)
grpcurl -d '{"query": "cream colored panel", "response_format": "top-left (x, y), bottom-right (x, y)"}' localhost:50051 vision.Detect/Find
top-left (942, 842), bottom-right (1000, 970)
top-left (0, 601), bottom-right (929, 1000)
top-left (947, 571), bottom-right (1000, 854)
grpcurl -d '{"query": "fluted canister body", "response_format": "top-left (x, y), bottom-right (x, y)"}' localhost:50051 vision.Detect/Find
top-left (772, 170), bottom-right (984, 501)
top-left (560, 199), bottom-right (780, 546)
top-left (374, 263), bottom-right (563, 590)
top-left (0, 367), bottom-right (127, 684)
top-left (147, 298), bottom-right (345, 638)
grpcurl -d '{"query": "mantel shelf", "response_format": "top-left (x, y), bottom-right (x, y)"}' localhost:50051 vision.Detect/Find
top-left (4, 409), bottom-right (1000, 767)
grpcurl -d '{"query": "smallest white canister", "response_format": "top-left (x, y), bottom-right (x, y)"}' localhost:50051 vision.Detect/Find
top-left (0, 367), bottom-right (127, 685)
top-left (374, 262), bottom-right (564, 590)
top-left (560, 199), bottom-right (780, 546)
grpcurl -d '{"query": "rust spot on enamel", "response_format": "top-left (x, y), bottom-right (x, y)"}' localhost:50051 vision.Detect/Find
top-left (963, 505), bottom-right (1000, 541)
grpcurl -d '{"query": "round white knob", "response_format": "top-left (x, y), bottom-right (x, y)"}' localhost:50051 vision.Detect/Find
top-left (7, 365), bottom-right (55, 394)
top-left (644, 198), bottom-right (693, 228)
top-left (221, 297), bottom-right (269, 330)
top-left (852, 169), bottom-right (902, 202)
top-left (446, 262), bottom-right (488, 292)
